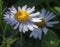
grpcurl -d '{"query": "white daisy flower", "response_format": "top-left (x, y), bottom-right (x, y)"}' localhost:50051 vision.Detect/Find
top-left (3, 5), bottom-right (42, 33)
top-left (29, 9), bottom-right (59, 39)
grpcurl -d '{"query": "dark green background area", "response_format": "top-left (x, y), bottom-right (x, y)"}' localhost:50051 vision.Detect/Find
top-left (0, 0), bottom-right (60, 47)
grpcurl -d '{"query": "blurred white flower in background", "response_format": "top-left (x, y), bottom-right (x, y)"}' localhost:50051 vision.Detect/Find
top-left (29, 9), bottom-right (59, 40)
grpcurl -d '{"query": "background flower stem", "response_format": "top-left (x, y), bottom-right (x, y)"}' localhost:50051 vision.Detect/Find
top-left (20, 32), bottom-right (22, 47)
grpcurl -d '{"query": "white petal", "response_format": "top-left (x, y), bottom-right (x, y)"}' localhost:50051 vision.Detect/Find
top-left (5, 16), bottom-right (17, 25)
top-left (4, 14), bottom-right (17, 26)
top-left (23, 24), bottom-right (28, 33)
top-left (46, 21), bottom-right (59, 27)
top-left (5, 11), bottom-right (10, 14)
top-left (29, 32), bottom-right (33, 37)
top-left (47, 15), bottom-right (56, 21)
top-left (10, 21), bottom-right (17, 26)
top-left (48, 12), bottom-right (53, 17)
top-left (9, 17), bottom-right (18, 26)
top-left (4, 18), bottom-right (10, 21)
top-left (27, 6), bottom-right (35, 14)
top-left (46, 12), bottom-right (55, 21)
top-left (46, 12), bottom-right (53, 19)
top-left (13, 23), bottom-right (19, 29)
top-left (6, 22), bottom-right (11, 24)
top-left (44, 11), bottom-right (50, 20)
top-left (11, 6), bottom-right (17, 11)
top-left (30, 23), bottom-right (38, 28)
top-left (45, 11), bottom-right (50, 17)
top-left (26, 8), bottom-right (31, 11)
top-left (4, 13), bottom-right (11, 19)
top-left (46, 23), bottom-right (53, 27)
top-left (8, 8), bottom-right (12, 11)
top-left (30, 18), bottom-right (42, 22)
top-left (29, 28), bottom-right (42, 40)
top-left (30, 12), bottom-right (40, 17)
top-left (38, 29), bottom-right (42, 39)
top-left (4, 16), bottom-right (9, 19)
top-left (42, 27), bottom-right (48, 35)
top-left (27, 23), bottom-right (34, 31)
top-left (23, 28), bottom-right (25, 33)
top-left (11, 10), bottom-right (16, 14)
top-left (3, 14), bottom-right (9, 17)
top-left (19, 23), bottom-right (23, 32)
top-left (9, 8), bottom-right (16, 14)
top-left (41, 9), bottom-right (46, 16)
top-left (30, 31), bottom-right (38, 39)
top-left (29, 31), bottom-right (36, 38)
top-left (9, 6), bottom-right (17, 14)
top-left (18, 6), bottom-right (21, 11)
top-left (47, 21), bottom-right (59, 25)
top-left (22, 5), bottom-right (27, 11)
top-left (45, 13), bottom-right (55, 21)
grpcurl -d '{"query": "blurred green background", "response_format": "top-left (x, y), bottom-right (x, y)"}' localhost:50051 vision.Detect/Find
top-left (0, 0), bottom-right (60, 47)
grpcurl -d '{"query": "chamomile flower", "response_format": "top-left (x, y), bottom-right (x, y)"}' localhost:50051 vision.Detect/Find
top-left (29, 9), bottom-right (59, 39)
top-left (3, 5), bottom-right (41, 33)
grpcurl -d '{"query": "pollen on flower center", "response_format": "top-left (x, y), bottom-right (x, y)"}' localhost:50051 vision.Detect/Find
top-left (14, 10), bottom-right (30, 23)
top-left (35, 19), bottom-right (45, 27)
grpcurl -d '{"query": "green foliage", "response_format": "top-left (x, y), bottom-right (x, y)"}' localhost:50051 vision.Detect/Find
top-left (54, 7), bottom-right (60, 13)
top-left (41, 30), bottom-right (59, 47)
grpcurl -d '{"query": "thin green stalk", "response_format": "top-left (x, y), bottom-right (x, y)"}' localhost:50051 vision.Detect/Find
top-left (0, 0), bottom-right (3, 30)
top-left (7, 44), bottom-right (10, 47)
top-left (20, 32), bottom-right (22, 47)
top-left (2, 7), bottom-right (7, 14)
top-left (2, 24), bottom-right (8, 47)
top-left (3, 24), bottom-right (7, 35)
top-left (0, 0), bottom-right (2, 14)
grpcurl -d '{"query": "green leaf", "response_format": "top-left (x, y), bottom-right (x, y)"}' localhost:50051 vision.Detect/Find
top-left (2, 37), bottom-right (17, 46)
top-left (41, 30), bottom-right (59, 47)
top-left (0, 0), bottom-right (3, 30)
top-left (54, 7), bottom-right (60, 13)
top-left (7, 37), bottom-right (17, 44)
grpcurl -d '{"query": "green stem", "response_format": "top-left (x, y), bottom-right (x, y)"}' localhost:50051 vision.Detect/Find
top-left (0, 0), bottom-right (3, 30)
top-left (20, 32), bottom-right (22, 47)
top-left (3, 24), bottom-right (7, 35)
top-left (2, 24), bottom-right (8, 47)
top-left (2, 7), bottom-right (7, 14)
top-left (7, 44), bottom-right (10, 47)
top-left (0, 0), bottom-right (2, 14)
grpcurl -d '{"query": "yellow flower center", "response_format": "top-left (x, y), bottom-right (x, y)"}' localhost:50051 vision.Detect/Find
top-left (14, 10), bottom-right (30, 23)
top-left (35, 19), bottom-right (45, 27)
